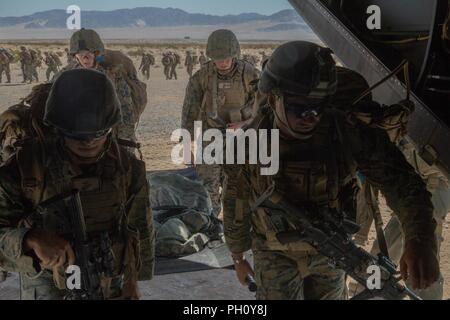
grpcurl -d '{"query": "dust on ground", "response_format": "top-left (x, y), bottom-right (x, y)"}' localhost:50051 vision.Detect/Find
top-left (0, 42), bottom-right (448, 300)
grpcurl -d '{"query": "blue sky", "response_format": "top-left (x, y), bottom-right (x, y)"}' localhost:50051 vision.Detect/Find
top-left (0, 0), bottom-right (293, 17)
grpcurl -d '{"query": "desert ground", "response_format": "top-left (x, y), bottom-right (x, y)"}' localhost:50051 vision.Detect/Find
top-left (0, 42), bottom-right (449, 300)
top-left (0, 41), bottom-right (278, 170)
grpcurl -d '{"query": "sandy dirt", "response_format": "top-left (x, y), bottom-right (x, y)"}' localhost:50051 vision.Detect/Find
top-left (0, 43), bottom-right (277, 172)
top-left (0, 42), bottom-right (448, 300)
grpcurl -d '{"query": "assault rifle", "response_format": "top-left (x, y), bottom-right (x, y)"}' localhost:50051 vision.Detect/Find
top-left (37, 190), bottom-right (115, 300)
top-left (253, 187), bottom-right (421, 300)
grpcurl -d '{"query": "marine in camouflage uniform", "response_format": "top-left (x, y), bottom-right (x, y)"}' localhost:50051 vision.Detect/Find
top-left (64, 48), bottom-right (74, 65)
top-left (224, 41), bottom-right (439, 300)
top-left (19, 46), bottom-right (33, 84)
top-left (199, 51), bottom-right (208, 65)
top-left (29, 49), bottom-right (40, 83)
top-left (162, 53), bottom-right (173, 80)
top-left (170, 52), bottom-right (180, 80)
top-left (185, 51), bottom-right (194, 78)
top-left (139, 53), bottom-right (152, 81)
top-left (355, 139), bottom-right (450, 300)
top-left (0, 69), bottom-right (154, 300)
top-left (44, 52), bottom-right (59, 82)
top-left (65, 29), bottom-right (140, 142)
top-left (0, 48), bottom-right (12, 84)
top-left (181, 30), bottom-right (260, 217)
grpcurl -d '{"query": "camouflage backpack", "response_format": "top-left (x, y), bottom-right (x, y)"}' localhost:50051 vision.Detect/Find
top-left (4, 50), bottom-right (14, 63)
top-left (29, 49), bottom-right (40, 65)
top-left (50, 52), bottom-right (63, 66)
top-left (101, 49), bottom-right (148, 120)
top-left (148, 172), bottom-right (222, 258)
top-left (0, 52), bottom-right (8, 65)
top-left (330, 65), bottom-right (414, 144)
top-left (0, 83), bottom-right (52, 163)
top-left (173, 53), bottom-right (181, 65)
top-left (162, 55), bottom-right (172, 67)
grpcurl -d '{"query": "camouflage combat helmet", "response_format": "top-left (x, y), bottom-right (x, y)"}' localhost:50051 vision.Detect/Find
top-left (69, 28), bottom-right (105, 55)
top-left (259, 41), bottom-right (337, 99)
top-left (206, 29), bottom-right (241, 60)
top-left (44, 69), bottom-right (122, 139)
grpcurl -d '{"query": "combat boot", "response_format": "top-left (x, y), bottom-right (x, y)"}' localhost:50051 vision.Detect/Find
top-left (0, 270), bottom-right (8, 282)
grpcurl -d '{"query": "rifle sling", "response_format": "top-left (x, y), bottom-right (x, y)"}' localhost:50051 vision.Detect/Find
top-left (365, 183), bottom-right (390, 258)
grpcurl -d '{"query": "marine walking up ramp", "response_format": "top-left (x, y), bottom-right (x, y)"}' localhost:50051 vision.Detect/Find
top-left (289, 0), bottom-right (450, 178)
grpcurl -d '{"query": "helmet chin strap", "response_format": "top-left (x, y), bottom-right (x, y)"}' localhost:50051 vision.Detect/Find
top-left (273, 95), bottom-right (315, 140)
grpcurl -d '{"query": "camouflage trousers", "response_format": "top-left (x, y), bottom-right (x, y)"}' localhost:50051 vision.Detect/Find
top-left (254, 250), bottom-right (346, 300)
top-left (0, 267), bottom-right (7, 282)
top-left (164, 66), bottom-right (171, 80)
top-left (186, 65), bottom-right (193, 77)
top-left (21, 63), bottom-right (33, 82)
top-left (142, 66), bottom-right (150, 80)
top-left (20, 270), bottom-right (66, 300)
top-left (19, 270), bottom-right (123, 300)
top-left (196, 164), bottom-right (225, 217)
top-left (46, 65), bottom-right (58, 82)
top-left (170, 65), bottom-right (178, 80)
top-left (30, 65), bottom-right (39, 82)
top-left (0, 63), bottom-right (11, 83)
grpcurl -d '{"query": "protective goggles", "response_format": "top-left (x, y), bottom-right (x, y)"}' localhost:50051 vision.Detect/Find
top-left (283, 94), bottom-right (326, 118)
top-left (75, 51), bottom-right (96, 58)
top-left (61, 128), bottom-right (112, 142)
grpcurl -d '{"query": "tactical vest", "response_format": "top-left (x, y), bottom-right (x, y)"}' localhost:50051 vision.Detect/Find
top-left (185, 55), bottom-right (193, 66)
top-left (15, 137), bottom-right (141, 280)
top-left (20, 51), bottom-right (32, 64)
top-left (29, 50), bottom-right (38, 63)
top-left (200, 60), bottom-right (256, 128)
top-left (142, 55), bottom-right (151, 66)
top-left (243, 108), bottom-right (358, 251)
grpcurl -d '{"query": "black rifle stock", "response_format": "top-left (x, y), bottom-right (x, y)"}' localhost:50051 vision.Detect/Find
top-left (262, 191), bottom-right (421, 300)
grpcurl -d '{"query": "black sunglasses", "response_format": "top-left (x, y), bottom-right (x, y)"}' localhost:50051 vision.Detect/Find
top-left (284, 103), bottom-right (324, 118)
top-left (61, 128), bottom-right (112, 142)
